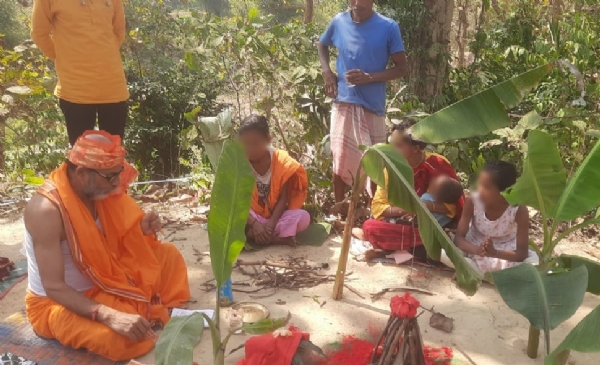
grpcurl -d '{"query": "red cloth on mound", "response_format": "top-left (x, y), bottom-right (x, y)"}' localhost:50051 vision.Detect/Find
top-left (237, 332), bottom-right (310, 365)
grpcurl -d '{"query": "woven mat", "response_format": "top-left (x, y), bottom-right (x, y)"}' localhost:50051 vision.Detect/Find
top-left (0, 261), bottom-right (28, 301)
top-left (0, 309), bottom-right (127, 365)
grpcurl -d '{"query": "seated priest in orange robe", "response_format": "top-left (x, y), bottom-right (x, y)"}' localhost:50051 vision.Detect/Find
top-left (22, 131), bottom-right (190, 361)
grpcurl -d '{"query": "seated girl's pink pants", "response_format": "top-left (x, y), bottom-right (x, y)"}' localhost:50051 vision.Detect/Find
top-left (250, 209), bottom-right (310, 238)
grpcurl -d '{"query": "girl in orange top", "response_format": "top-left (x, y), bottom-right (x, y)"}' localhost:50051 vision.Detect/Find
top-left (240, 115), bottom-right (310, 246)
top-left (31, 0), bottom-right (129, 145)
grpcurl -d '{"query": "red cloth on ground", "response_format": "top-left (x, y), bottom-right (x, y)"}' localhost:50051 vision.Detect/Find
top-left (364, 153), bottom-right (463, 250)
top-left (236, 332), bottom-right (310, 365)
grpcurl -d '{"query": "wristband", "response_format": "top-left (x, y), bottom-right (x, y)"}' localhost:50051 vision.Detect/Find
top-left (91, 304), bottom-right (102, 322)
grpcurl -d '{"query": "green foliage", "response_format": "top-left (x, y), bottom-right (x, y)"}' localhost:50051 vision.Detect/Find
top-left (155, 313), bottom-right (204, 365)
top-left (545, 304), bottom-right (600, 365)
top-left (184, 10), bottom-right (334, 209)
top-left (0, 0), bottom-right (28, 48)
top-left (439, 1), bottom-right (600, 179)
top-left (0, 40), bottom-right (67, 181)
top-left (361, 144), bottom-right (481, 295)
top-left (492, 264), bottom-right (589, 354)
top-left (503, 130), bottom-right (600, 263)
top-left (123, 0), bottom-right (223, 179)
top-left (207, 140), bottom-right (254, 289)
top-left (504, 130), bottom-right (566, 220)
top-left (412, 64), bottom-right (554, 143)
top-left (558, 255), bottom-right (600, 295)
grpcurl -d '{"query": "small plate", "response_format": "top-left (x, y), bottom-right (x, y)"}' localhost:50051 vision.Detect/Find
top-left (231, 302), bottom-right (270, 323)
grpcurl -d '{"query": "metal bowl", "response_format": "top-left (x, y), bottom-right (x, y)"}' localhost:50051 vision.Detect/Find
top-left (231, 302), bottom-right (270, 323)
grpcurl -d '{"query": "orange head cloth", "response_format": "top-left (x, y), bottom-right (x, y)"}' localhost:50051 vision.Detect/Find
top-left (68, 130), bottom-right (138, 195)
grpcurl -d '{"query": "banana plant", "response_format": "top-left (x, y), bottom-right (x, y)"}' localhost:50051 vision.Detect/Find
top-left (156, 141), bottom-right (288, 365)
top-left (491, 130), bottom-right (600, 362)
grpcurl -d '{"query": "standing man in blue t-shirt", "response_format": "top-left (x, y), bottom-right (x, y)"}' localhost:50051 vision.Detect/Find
top-left (318, 0), bottom-right (407, 203)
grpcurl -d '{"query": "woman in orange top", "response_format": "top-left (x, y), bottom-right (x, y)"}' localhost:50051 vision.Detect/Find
top-left (31, 0), bottom-right (129, 145)
top-left (240, 115), bottom-right (310, 246)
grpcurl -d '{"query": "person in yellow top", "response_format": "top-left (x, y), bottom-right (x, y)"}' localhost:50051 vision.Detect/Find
top-left (31, 0), bottom-right (130, 145)
top-left (354, 120), bottom-right (464, 257)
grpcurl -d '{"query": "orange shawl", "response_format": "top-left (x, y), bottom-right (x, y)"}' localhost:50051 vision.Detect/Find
top-left (38, 164), bottom-right (181, 323)
top-left (251, 149), bottom-right (308, 219)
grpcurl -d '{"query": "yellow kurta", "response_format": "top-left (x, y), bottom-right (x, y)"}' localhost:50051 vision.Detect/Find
top-left (31, 0), bottom-right (129, 104)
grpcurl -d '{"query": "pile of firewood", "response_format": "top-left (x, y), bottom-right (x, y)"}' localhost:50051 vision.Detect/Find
top-left (201, 256), bottom-right (352, 296)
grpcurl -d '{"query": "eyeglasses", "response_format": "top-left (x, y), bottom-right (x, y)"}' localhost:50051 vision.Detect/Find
top-left (92, 166), bottom-right (124, 183)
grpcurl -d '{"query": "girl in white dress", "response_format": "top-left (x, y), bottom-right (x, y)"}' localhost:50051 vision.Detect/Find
top-left (443, 161), bottom-right (538, 277)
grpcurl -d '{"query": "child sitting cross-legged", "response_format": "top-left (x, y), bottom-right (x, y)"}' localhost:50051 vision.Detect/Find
top-left (239, 115), bottom-right (310, 246)
top-left (441, 161), bottom-right (539, 277)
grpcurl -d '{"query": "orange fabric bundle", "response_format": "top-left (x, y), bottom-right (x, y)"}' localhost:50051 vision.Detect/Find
top-left (251, 149), bottom-right (308, 219)
top-left (68, 130), bottom-right (138, 195)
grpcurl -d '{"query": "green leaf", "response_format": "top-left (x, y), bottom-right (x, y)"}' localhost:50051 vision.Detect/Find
top-left (155, 313), bottom-right (204, 365)
top-left (24, 176), bottom-right (45, 185)
top-left (241, 312), bottom-right (290, 335)
top-left (545, 304), bottom-right (600, 365)
top-left (553, 139), bottom-right (600, 221)
top-left (296, 223), bottom-right (332, 246)
top-left (208, 141), bottom-right (255, 289)
top-left (196, 110), bottom-right (233, 170)
top-left (557, 255), bottom-right (600, 295)
top-left (227, 240), bottom-right (245, 264)
top-left (518, 111), bottom-right (544, 130)
top-left (504, 130), bottom-right (567, 219)
top-left (492, 264), bottom-right (588, 354)
top-left (6, 85), bottom-right (32, 95)
top-left (586, 129), bottom-right (600, 139)
top-left (412, 64), bottom-right (554, 143)
top-left (361, 144), bottom-right (481, 295)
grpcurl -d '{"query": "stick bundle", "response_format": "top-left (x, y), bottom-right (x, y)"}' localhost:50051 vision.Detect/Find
top-left (369, 314), bottom-right (427, 365)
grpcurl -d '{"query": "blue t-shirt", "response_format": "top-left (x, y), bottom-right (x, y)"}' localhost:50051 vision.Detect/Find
top-left (421, 193), bottom-right (452, 227)
top-left (320, 12), bottom-right (405, 116)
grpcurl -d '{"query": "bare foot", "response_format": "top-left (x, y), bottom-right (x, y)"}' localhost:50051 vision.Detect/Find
top-left (364, 249), bottom-right (387, 262)
top-left (351, 227), bottom-right (365, 241)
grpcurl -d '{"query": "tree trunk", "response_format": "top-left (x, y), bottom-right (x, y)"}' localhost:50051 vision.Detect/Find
top-left (408, 0), bottom-right (454, 107)
top-left (304, 0), bottom-right (314, 24)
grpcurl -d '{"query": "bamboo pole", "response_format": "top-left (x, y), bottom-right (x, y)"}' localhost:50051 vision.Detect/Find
top-left (332, 169), bottom-right (366, 300)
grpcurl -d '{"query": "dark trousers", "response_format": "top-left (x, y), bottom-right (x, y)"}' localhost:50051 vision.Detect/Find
top-left (59, 99), bottom-right (128, 145)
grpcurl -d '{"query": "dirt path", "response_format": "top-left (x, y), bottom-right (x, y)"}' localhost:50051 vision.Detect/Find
top-left (1, 205), bottom-right (600, 365)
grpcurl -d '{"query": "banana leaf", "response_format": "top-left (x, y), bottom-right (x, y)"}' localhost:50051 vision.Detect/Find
top-left (411, 63), bottom-right (554, 143)
top-left (361, 144), bottom-right (482, 296)
top-left (194, 109), bottom-right (233, 170)
top-left (155, 313), bottom-right (204, 365)
top-left (545, 304), bottom-right (600, 365)
top-left (208, 140), bottom-right (255, 288)
top-left (504, 130), bottom-right (567, 219)
top-left (241, 312), bottom-right (291, 335)
top-left (557, 255), bottom-right (600, 295)
top-left (491, 264), bottom-right (589, 354)
top-left (553, 139), bottom-right (600, 221)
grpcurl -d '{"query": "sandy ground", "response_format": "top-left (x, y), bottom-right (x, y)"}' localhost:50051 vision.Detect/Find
top-left (1, 202), bottom-right (600, 365)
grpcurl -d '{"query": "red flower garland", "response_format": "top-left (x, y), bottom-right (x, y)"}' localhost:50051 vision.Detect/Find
top-left (390, 292), bottom-right (420, 318)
